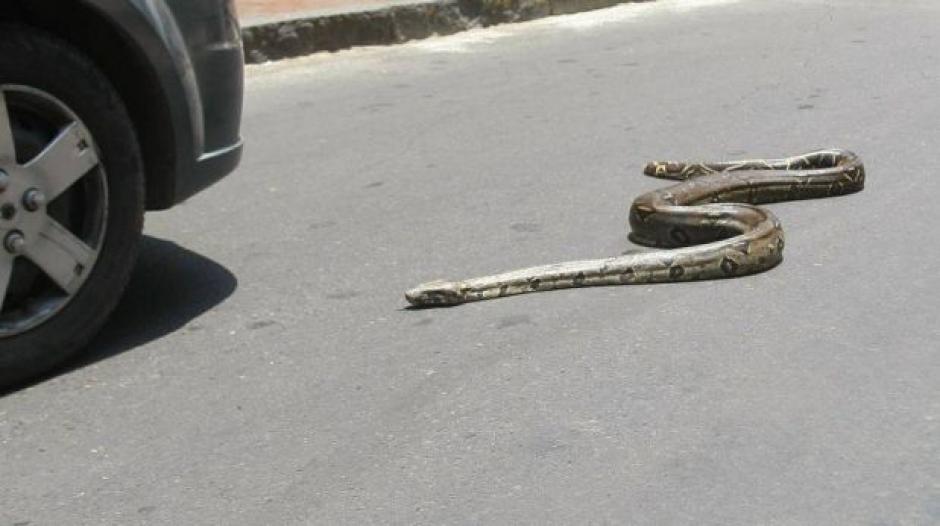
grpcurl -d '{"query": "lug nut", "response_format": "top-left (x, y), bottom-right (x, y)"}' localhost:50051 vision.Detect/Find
top-left (23, 188), bottom-right (46, 212)
top-left (4, 231), bottom-right (25, 254)
top-left (0, 170), bottom-right (8, 193)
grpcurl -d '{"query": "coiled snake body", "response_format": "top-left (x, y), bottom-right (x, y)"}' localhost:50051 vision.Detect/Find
top-left (405, 149), bottom-right (865, 307)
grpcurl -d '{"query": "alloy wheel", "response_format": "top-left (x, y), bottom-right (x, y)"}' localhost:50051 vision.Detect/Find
top-left (0, 85), bottom-right (108, 337)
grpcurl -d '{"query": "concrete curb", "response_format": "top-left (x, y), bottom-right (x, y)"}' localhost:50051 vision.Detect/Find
top-left (242, 0), bottom-right (652, 63)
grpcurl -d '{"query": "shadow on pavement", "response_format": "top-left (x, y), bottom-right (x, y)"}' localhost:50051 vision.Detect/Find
top-left (75, 235), bottom-right (238, 366)
top-left (2, 236), bottom-right (237, 394)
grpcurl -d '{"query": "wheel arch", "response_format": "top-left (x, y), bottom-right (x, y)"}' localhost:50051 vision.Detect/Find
top-left (0, 0), bottom-right (197, 210)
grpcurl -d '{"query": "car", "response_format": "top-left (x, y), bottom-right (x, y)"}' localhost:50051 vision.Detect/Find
top-left (0, 0), bottom-right (244, 387)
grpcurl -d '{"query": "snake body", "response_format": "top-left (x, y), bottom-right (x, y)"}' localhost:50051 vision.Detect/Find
top-left (405, 149), bottom-right (865, 307)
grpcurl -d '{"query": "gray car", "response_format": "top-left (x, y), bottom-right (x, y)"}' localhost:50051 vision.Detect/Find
top-left (0, 0), bottom-right (244, 386)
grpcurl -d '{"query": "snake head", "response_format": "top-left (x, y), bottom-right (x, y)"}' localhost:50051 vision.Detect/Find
top-left (405, 280), bottom-right (466, 307)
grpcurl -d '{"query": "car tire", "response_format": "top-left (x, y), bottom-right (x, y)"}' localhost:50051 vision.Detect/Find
top-left (0, 25), bottom-right (144, 388)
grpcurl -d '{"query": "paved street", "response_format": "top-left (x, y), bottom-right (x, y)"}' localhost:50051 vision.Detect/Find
top-left (3, 0), bottom-right (940, 523)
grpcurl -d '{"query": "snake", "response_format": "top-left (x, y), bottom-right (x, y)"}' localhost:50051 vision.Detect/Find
top-left (405, 149), bottom-right (865, 307)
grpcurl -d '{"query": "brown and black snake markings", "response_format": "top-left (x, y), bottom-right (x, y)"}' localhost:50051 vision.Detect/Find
top-left (405, 149), bottom-right (865, 307)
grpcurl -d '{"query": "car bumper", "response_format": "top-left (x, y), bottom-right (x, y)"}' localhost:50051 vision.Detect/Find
top-left (153, 0), bottom-right (244, 208)
top-left (176, 138), bottom-right (244, 203)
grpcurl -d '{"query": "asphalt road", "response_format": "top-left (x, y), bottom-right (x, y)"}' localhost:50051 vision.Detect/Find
top-left (3, 0), bottom-right (940, 523)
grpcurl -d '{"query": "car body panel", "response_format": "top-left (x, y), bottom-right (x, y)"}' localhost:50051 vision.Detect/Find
top-left (70, 0), bottom-right (244, 207)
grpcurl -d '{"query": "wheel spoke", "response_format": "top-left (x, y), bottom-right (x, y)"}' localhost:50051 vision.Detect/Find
top-left (24, 218), bottom-right (97, 295)
top-left (0, 254), bottom-right (13, 313)
top-left (24, 122), bottom-right (99, 200)
top-left (0, 91), bottom-right (15, 163)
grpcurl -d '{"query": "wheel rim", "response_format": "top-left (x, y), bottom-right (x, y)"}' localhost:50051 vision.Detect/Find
top-left (0, 85), bottom-right (108, 337)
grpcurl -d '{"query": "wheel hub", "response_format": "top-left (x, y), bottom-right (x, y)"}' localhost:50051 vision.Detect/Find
top-left (0, 164), bottom-right (53, 256)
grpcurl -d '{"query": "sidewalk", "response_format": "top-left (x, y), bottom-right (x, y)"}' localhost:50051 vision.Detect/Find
top-left (237, 0), bottom-right (426, 25)
top-left (237, 0), bottom-right (651, 64)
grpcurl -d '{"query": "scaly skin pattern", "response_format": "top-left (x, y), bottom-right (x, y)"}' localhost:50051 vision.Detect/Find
top-left (405, 149), bottom-right (865, 307)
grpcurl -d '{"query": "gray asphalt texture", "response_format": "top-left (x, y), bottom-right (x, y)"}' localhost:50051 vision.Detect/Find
top-left (3, 0), bottom-right (940, 523)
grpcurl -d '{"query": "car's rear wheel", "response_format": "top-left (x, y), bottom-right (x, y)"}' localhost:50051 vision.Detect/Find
top-left (0, 25), bottom-right (144, 388)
